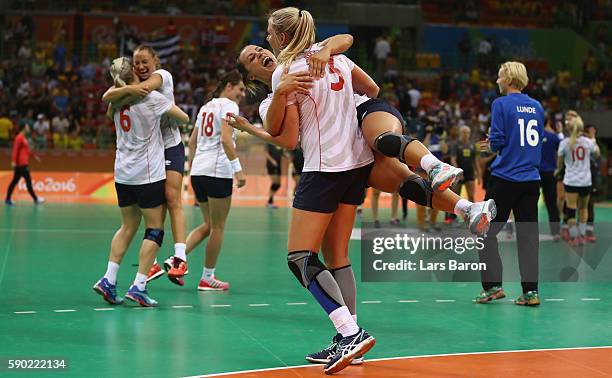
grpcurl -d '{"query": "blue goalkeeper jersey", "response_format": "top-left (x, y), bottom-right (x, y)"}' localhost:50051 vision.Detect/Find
top-left (489, 93), bottom-right (544, 182)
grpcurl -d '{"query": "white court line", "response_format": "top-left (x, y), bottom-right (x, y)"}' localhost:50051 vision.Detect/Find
top-left (185, 345), bottom-right (612, 378)
top-left (362, 300), bottom-right (382, 304)
top-left (435, 299), bottom-right (456, 303)
top-left (286, 302), bottom-right (307, 305)
top-left (14, 311), bottom-right (36, 314)
top-left (172, 305), bottom-right (193, 309)
top-left (94, 308), bottom-right (115, 311)
top-left (248, 304), bottom-right (270, 307)
top-left (53, 309), bottom-right (77, 313)
top-left (581, 298), bottom-right (601, 301)
top-left (398, 300), bottom-right (419, 303)
top-left (545, 299), bottom-right (566, 302)
top-left (132, 307), bottom-right (154, 310)
top-left (210, 304), bottom-right (231, 308)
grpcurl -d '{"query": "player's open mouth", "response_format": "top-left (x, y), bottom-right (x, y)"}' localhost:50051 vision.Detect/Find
top-left (263, 57), bottom-right (273, 68)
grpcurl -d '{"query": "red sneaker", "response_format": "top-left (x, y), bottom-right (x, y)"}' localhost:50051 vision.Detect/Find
top-left (168, 257), bottom-right (188, 279)
top-left (197, 277), bottom-right (230, 291)
top-left (585, 233), bottom-right (597, 243)
top-left (146, 263), bottom-right (165, 282)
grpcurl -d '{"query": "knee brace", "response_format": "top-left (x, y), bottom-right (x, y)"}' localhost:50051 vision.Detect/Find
top-left (271, 182), bottom-right (281, 191)
top-left (398, 174), bottom-right (433, 207)
top-left (374, 132), bottom-right (418, 163)
top-left (144, 228), bottom-right (164, 247)
top-left (287, 251), bottom-right (326, 288)
top-left (565, 207), bottom-right (577, 221)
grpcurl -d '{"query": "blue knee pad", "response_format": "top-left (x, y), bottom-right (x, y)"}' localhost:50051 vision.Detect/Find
top-left (144, 228), bottom-right (164, 247)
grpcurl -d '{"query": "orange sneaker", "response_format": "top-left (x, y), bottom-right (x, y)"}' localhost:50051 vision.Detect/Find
top-left (146, 263), bottom-right (165, 282)
top-left (197, 277), bottom-right (230, 291)
top-left (168, 257), bottom-right (188, 279)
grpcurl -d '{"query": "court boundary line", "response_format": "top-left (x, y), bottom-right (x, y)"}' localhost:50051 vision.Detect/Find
top-left (184, 345), bottom-right (612, 378)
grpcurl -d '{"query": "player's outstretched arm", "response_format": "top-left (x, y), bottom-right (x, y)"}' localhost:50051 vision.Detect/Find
top-left (351, 65), bottom-right (380, 98)
top-left (165, 105), bottom-right (190, 124)
top-left (102, 85), bottom-right (149, 103)
top-left (266, 69), bottom-right (312, 136)
top-left (226, 113), bottom-right (298, 150)
top-left (309, 34), bottom-right (354, 78)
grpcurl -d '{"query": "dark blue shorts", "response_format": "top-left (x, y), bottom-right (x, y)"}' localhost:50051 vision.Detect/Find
top-left (115, 180), bottom-right (166, 208)
top-left (191, 175), bottom-right (233, 203)
top-left (165, 142), bottom-right (185, 174)
top-left (356, 98), bottom-right (406, 129)
top-left (293, 163), bottom-right (374, 213)
top-left (564, 185), bottom-right (591, 197)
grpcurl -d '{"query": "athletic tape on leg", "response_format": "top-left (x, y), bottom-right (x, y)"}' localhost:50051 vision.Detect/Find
top-left (287, 251), bottom-right (345, 314)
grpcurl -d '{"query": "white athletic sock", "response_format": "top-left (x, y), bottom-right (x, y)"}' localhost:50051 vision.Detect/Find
top-left (104, 261), bottom-right (120, 285)
top-left (578, 223), bottom-right (587, 236)
top-left (569, 225), bottom-right (578, 239)
top-left (174, 243), bottom-right (187, 261)
top-left (134, 273), bottom-right (147, 291)
top-left (153, 258), bottom-right (158, 265)
top-left (202, 267), bottom-right (215, 281)
top-left (454, 199), bottom-right (471, 217)
top-left (329, 306), bottom-right (359, 337)
top-left (586, 224), bottom-right (594, 232)
top-left (420, 154), bottom-right (441, 173)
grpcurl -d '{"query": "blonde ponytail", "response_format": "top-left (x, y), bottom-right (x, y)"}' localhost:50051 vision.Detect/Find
top-left (110, 57), bottom-right (133, 87)
top-left (568, 113), bottom-right (584, 149)
top-left (269, 7), bottom-right (316, 67)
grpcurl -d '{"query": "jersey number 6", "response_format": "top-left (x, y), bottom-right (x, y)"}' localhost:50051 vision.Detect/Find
top-left (119, 106), bottom-right (131, 132)
top-left (200, 112), bottom-right (214, 137)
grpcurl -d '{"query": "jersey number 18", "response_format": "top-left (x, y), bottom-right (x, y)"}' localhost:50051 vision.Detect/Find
top-left (200, 112), bottom-right (214, 137)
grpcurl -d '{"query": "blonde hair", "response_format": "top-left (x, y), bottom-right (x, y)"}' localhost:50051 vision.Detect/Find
top-left (269, 7), bottom-right (316, 66)
top-left (567, 111), bottom-right (584, 149)
top-left (499, 61), bottom-right (529, 90)
top-left (110, 57), bottom-right (133, 87)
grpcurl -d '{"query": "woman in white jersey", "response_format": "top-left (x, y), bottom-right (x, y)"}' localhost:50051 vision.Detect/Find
top-left (232, 35), bottom-right (495, 371)
top-left (234, 44), bottom-right (494, 233)
top-left (179, 70), bottom-right (246, 290)
top-left (557, 112), bottom-right (600, 246)
top-left (102, 45), bottom-right (189, 284)
top-left (93, 58), bottom-right (190, 307)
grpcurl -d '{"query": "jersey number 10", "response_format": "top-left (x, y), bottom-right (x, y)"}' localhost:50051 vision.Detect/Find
top-left (571, 146), bottom-right (586, 162)
top-left (200, 112), bottom-right (214, 137)
top-left (518, 118), bottom-right (539, 147)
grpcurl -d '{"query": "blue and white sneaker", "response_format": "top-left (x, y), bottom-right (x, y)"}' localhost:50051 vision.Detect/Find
top-left (4, 199), bottom-right (14, 206)
top-left (324, 329), bottom-right (375, 374)
top-left (465, 199), bottom-right (497, 236)
top-left (93, 277), bottom-right (124, 305)
top-left (428, 162), bottom-right (463, 192)
top-left (125, 285), bottom-right (158, 307)
top-left (306, 334), bottom-right (364, 365)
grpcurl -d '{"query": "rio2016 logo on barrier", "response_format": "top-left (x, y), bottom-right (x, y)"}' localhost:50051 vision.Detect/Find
top-left (18, 177), bottom-right (77, 193)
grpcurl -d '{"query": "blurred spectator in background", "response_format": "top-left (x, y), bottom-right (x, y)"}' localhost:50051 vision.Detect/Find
top-left (33, 113), bottom-right (49, 150)
top-left (374, 35), bottom-right (391, 81)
